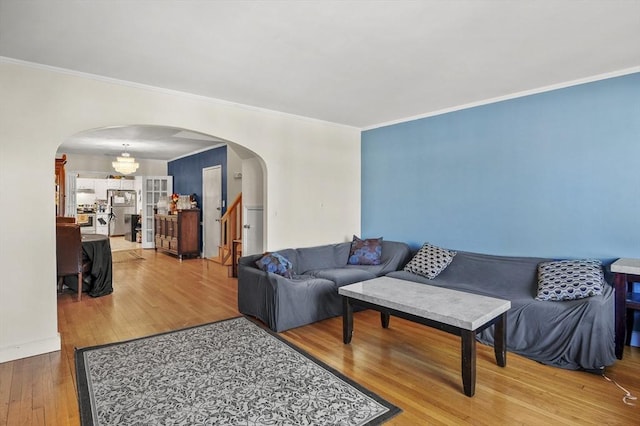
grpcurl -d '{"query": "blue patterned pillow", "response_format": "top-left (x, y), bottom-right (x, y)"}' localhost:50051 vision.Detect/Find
top-left (536, 259), bottom-right (604, 301)
top-left (255, 252), bottom-right (293, 278)
top-left (348, 235), bottom-right (383, 265)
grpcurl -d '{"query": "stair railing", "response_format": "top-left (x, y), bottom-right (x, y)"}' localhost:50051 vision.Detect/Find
top-left (219, 193), bottom-right (242, 265)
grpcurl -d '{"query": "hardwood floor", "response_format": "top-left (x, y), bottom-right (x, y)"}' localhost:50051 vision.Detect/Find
top-left (1, 249), bottom-right (638, 425)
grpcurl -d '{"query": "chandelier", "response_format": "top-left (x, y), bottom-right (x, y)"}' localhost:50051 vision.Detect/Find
top-left (112, 144), bottom-right (140, 175)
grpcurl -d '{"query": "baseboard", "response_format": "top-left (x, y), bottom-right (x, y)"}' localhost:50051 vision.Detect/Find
top-left (0, 333), bottom-right (61, 363)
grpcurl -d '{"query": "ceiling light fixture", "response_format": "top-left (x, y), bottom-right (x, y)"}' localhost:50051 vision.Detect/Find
top-left (112, 144), bottom-right (140, 175)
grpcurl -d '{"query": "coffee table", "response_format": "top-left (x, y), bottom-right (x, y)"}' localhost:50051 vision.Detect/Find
top-left (338, 276), bottom-right (511, 397)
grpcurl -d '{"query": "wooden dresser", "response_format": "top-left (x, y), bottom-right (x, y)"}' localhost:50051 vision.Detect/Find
top-left (154, 209), bottom-right (200, 260)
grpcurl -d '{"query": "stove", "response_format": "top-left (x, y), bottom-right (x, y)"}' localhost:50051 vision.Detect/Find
top-left (76, 212), bottom-right (96, 234)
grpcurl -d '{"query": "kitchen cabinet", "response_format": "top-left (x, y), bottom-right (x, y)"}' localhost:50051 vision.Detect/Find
top-left (106, 178), bottom-right (122, 189)
top-left (94, 179), bottom-right (108, 200)
top-left (76, 177), bottom-right (97, 207)
top-left (154, 210), bottom-right (200, 260)
top-left (76, 178), bottom-right (95, 191)
top-left (92, 178), bottom-right (135, 200)
top-left (120, 179), bottom-right (135, 190)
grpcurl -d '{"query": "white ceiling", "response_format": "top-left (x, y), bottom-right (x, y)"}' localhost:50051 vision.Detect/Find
top-left (60, 126), bottom-right (226, 161)
top-left (1, 0), bottom-right (639, 160)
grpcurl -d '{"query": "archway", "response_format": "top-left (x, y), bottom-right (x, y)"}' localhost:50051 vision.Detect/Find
top-left (55, 124), bottom-right (267, 291)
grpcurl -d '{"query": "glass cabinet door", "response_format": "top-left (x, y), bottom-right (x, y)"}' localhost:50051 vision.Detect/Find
top-left (137, 176), bottom-right (173, 249)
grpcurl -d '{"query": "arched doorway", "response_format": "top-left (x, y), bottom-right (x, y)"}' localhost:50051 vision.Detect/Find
top-left (55, 124), bottom-right (266, 271)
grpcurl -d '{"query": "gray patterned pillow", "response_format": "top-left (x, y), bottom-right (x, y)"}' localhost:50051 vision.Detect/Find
top-left (536, 259), bottom-right (604, 301)
top-left (403, 243), bottom-right (456, 279)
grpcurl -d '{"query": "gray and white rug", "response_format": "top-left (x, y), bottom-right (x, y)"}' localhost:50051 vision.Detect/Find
top-left (75, 316), bottom-right (400, 425)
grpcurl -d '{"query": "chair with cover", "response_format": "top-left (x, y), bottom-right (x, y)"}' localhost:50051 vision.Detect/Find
top-left (56, 224), bottom-right (90, 301)
top-left (56, 216), bottom-right (76, 224)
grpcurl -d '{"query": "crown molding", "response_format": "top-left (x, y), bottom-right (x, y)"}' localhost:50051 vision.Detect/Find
top-left (363, 66), bottom-right (640, 131)
top-left (0, 56), bottom-right (358, 130)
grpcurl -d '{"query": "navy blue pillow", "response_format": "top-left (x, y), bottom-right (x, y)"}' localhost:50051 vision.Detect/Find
top-left (255, 252), bottom-right (294, 278)
top-left (348, 235), bottom-right (383, 265)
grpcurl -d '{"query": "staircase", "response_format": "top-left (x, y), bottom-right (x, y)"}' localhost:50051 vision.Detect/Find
top-left (210, 193), bottom-right (242, 276)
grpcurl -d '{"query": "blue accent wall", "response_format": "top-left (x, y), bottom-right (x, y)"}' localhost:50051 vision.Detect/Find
top-left (362, 73), bottom-right (640, 259)
top-left (168, 146), bottom-right (227, 250)
top-left (168, 146), bottom-right (227, 210)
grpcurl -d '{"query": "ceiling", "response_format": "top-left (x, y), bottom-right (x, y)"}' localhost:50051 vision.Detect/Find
top-left (61, 126), bottom-right (226, 161)
top-left (1, 1), bottom-right (639, 160)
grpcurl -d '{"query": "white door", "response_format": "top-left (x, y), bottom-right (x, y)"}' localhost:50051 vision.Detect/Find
top-left (243, 206), bottom-right (264, 256)
top-left (139, 176), bottom-right (173, 249)
top-left (203, 166), bottom-right (222, 258)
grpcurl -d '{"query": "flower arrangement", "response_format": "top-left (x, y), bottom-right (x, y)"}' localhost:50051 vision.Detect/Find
top-left (170, 193), bottom-right (179, 213)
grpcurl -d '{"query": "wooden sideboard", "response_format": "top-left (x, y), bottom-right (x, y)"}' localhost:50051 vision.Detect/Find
top-left (154, 210), bottom-right (200, 260)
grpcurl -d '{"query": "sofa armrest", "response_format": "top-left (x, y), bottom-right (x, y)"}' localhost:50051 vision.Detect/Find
top-left (237, 259), bottom-right (297, 330)
top-left (237, 259), bottom-right (281, 302)
top-left (238, 253), bottom-right (263, 269)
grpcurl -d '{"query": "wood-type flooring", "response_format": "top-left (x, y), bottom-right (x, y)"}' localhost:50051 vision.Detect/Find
top-left (1, 249), bottom-right (638, 425)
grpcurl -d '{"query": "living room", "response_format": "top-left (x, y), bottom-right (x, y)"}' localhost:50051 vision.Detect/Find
top-left (1, 1), bottom-right (639, 424)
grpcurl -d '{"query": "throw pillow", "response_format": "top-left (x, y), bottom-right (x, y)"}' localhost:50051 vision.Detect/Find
top-left (348, 235), bottom-right (383, 265)
top-left (255, 252), bottom-right (293, 278)
top-left (536, 259), bottom-right (604, 301)
top-left (403, 243), bottom-right (456, 279)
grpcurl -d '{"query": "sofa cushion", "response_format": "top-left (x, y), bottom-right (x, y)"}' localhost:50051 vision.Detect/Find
top-left (535, 259), bottom-right (604, 301)
top-left (348, 235), bottom-right (382, 265)
top-left (307, 268), bottom-right (377, 287)
top-left (403, 243), bottom-right (456, 279)
top-left (296, 243), bottom-right (351, 274)
top-left (347, 240), bottom-right (412, 277)
top-left (255, 252), bottom-right (293, 278)
top-left (347, 235), bottom-right (383, 265)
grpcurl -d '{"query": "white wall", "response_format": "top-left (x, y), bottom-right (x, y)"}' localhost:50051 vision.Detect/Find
top-left (242, 157), bottom-right (265, 209)
top-left (0, 60), bottom-right (361, 362)
top-left (226, 144), bottom-right (243, 203)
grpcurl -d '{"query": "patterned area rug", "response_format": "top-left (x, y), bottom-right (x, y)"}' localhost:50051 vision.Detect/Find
top-left (75, 317), bottom-right (400, 425)
top-left (111, 249), bottom-right (144, 263)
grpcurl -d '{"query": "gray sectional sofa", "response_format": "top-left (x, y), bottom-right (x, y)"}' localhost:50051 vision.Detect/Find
top-left (388, 249), bottom-right (617, 371)
top-left (238, 239), bottom-right (615, 372)
top-left (237, 240), bottom-right (411, 332)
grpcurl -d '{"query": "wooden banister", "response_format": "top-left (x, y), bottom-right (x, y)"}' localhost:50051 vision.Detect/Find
top-left (219, 193), bottom-right (242, 266)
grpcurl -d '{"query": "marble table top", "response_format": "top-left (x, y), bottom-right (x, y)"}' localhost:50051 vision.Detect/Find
top-left (610, 258), bottom-right (640, 275)
top-left (339, 276), bottom-right (511, 331)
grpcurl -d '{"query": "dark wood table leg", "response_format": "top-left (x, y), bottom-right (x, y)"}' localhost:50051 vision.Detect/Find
top-left (461, 329), bottom-right (477, 397)
top-left (381, 311), bottom-right (390, 328)
top-left (626, 307), bottom-right (634, 346)
top-left (494, 312), bottom-right (507, 367)
top-left (343, 297), bottom-right (354, 344)
top-left (614, 272), bottom-right (626, 360)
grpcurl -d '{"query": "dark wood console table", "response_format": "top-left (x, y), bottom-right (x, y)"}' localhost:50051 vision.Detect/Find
top-left (611, 258), bottom-right (640, 359)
